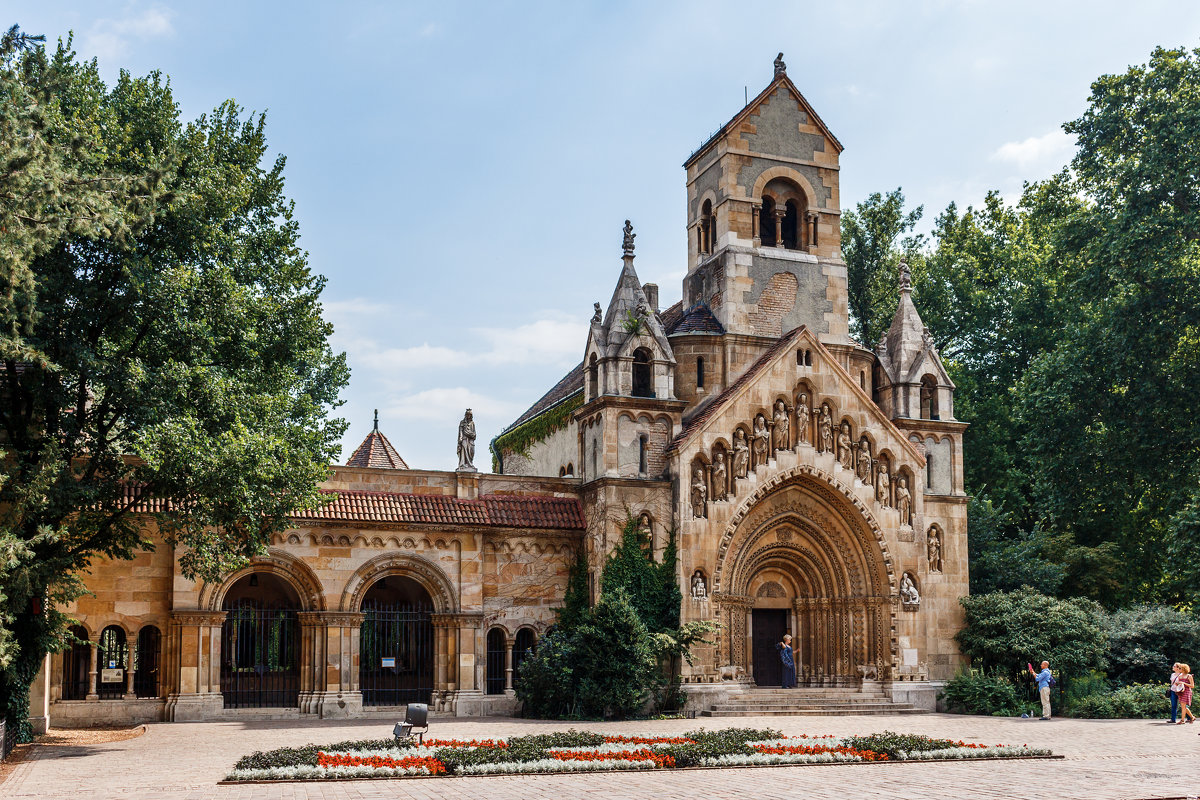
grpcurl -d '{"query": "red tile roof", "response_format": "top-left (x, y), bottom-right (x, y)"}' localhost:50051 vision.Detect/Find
top-left (346, 429), bottom-right (408, 469)
top-left (295, 490), bottom-right (585, 530)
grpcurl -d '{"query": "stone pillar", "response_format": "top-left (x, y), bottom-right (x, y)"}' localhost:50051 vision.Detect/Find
top-left (299, 611), bottom-right (364, 718)
top-left (504, 635), bottom-right (514, 693)
top-left (27, 652), bottom-right (50, 734)
top-left (807, 211), bottom-right (819, 249)
top-left (124, 641), bottom-right (137, 699)
top-left (164, 611), bottom-right (226, 721)
top-left (86, 633), bottom-right (99, 700)
top-left (751, 202), bottom-right (761, 246)
top-left (774, 207), bottom-right (787, 248)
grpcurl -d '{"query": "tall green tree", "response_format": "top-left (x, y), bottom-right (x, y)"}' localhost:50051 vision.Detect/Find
top-left (1019, 45), bottom-right (1200, 603)
top-left (840, 188), bottom-right (924, 347)
top-left (0, 34), bottom-right (348, 739)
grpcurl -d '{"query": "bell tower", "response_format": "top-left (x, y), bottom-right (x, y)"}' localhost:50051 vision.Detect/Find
top-left (682, 54), bottom-right (849, 345)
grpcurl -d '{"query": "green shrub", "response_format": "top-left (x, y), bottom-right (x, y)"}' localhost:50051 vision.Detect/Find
top-left (841, 731), bottom-right (970, 759)
top-left (573, 588), bottom-right (659, 718)
top-left (956, 588), bottom-right (1107, 682)
top-left (514, 627), bottom-right (580, 718)
top-left (1104, 605), bottom-right (1200, 687)
top-left (1070, 683), bottom-right (1167, 719)
top-left (940, 670), bottom-right (1022, 716)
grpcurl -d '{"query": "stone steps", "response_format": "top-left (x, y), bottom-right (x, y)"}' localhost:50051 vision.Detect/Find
top-left (699, 688), bottom-right (927, 717)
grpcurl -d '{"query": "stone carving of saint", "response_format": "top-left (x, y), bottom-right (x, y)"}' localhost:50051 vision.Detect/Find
top-left (752, 414), bottom-right (769, 467)
top-left (622, 219), bottom-right (636, 256)
top-left (731, 428), bottom-right (750, 479)
top-left (795, 393), bottom-right (810, 446)
top-left (772, 400), bottom-right (790, 453)
top-left (691, 466), bottom-right (707, 518)
top-left (711, 452), bottom-right (728, 501)
top-left (637, 512), bottom-right (653, 547)
top-left (837, 421), bottom-right (854, 471)
top-left (900, 573), bottom-right (920, 606)
top-left (817, 403), bottom-right (834, 454)
top-left (691, 570), bottom-right (707, 599)
top-left (591, 302), bottom-right (602, 324)
top-left (895, 476), bottom-right (912, 526)
top-left (927, 528), bottom-right (943, 572)
top-left (856, 438), bottom-right (872, 484)
top-left (773, 52), bottom-right (786, 78)
top-left (456, 408), bottom-right (476, 471)
top-left (875, 461), bottom-right (890, 507)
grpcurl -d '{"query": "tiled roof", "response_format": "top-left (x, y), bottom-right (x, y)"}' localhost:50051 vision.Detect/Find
top-left (669, 326), bottom-right (806, 451)
top-left (659, 300), bottom-right (684, 334)
top-left (346, 429), bottom-right (408, 469)
top-left (295, 490), bottom-right (585, 529)
top-left (505, 361), bottom-right (584, 431)
top-left (669, 303), bottom-right (724, 335)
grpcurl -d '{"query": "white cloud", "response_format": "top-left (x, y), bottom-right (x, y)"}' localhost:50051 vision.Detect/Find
top-left (81, 7), bottom-right (174, 63)
top-left (991, 129), bottom-right (1074, 172)
top-left (385, 388), bottom-right (518, 422)
top-left (418, 22), bottom-right (438, 38)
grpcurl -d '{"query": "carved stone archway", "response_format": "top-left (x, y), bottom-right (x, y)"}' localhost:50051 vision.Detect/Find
top-left (713, 471), bottom-right (897, 685)
top-left (199, 548), bottom-right (327, 612)
top-left (339, 552), bottom-right (459, 614)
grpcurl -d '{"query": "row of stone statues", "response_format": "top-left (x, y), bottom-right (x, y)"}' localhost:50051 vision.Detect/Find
top-left (689, 394), bottom-right (914, 526)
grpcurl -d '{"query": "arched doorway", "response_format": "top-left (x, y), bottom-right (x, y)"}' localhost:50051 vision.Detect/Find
top-left (97, 625), bottom-right (128, 699)
top-left (716, 475), bottom-right (894, 687)
top-left (221, 572), bottom-right (301, 708)
top-left (359, 576), bottom-right (434, 706)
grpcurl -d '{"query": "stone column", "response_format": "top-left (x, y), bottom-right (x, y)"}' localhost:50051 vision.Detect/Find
top-left (86, 633), bottom-right (99, 700)
top-left (807, 211), bottom-right (819, 249)
top-left (504, 635), bottom-right (514, 693)
top-left (774, 207), bottom-right (787, 248)
top-left (27, 652), bottom-right (50, 734)
top-left (751, 202), bottom-right (761, 246)
top-left (164, 611), bottom-right (226, 721)
top-left (298, 611), bottom-right (364, 719)
top-left (124, 640), bottom-right (137, 699)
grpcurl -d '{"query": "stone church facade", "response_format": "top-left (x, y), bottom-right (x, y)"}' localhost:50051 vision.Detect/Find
top-left (27, 57), bottom-right (965, 730)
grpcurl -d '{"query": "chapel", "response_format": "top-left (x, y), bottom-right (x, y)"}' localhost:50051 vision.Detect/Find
top-left (27, 55), bottom-right (965, 730)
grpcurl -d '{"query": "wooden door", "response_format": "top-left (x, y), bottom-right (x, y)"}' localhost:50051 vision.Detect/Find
top-left (752, 609), bottom-right (787, 687)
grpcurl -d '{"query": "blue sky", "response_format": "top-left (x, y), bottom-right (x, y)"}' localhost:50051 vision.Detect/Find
top-left (14, 1), bottom-right (1200, 469)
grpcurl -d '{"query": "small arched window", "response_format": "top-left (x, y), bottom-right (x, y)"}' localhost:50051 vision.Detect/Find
top-left (860, 371), bottom-right (867, 391)
top-left (805, 349), bottom-right (813, 367)
top-left (759, 196), bottom-right (777, 247)
top-left (134, 625), bottom-right (161, 698)
top-left (588, 354), bottom-right (599, 399)
top-left (97, 625), bottom-right (128, 699)
top-left (631, 348), bottom-right (653, 398)
top-left (696, 356), bottom-right (705, 389)
top-left (566, 463), bottom-right (574, 476)
top-left (485, 628), bottom-right (507, 695)
top-left (62, 625), bottom-right (90, 700)
top-left (638, 434), bottom-right (649, 476)
top-left (513, 628), bottom-right (537, 683)
top-left (783, 200), bottom-right (800, 250)
top-left (920, 375), bottom-right (939, 420)
top-left (927, 453), bottom-right (934, 490)
top-left (700, 199), bottom-right (715, 254)
top-left (559, 466), bottom-right (566, 477)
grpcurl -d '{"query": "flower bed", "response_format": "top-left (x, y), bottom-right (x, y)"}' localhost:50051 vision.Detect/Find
top-left (225, 728), bottom-right (1054, 782)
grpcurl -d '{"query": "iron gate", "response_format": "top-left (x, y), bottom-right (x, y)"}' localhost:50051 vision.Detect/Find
top-left (360, 604), bottom-right (433, 706)
top-left (220, 606), bottom-right (299, 708)
top-left (485, 629), bottom-right (506, 695)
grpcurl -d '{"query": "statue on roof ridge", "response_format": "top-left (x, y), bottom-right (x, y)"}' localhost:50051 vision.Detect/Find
top-left (622, 219), bottom-right (636, 257)
top-left (899, 257), bottom-right (912, 292)
top-left (774, 52), bottom-right (786, 78)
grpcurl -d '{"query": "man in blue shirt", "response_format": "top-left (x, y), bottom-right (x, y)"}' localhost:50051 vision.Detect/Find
top-left (1029, 661), bottom-right (1053, 720)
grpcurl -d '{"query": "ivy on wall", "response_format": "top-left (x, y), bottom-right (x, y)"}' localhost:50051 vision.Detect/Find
top-left (490, 391), bottom-right (584, 472)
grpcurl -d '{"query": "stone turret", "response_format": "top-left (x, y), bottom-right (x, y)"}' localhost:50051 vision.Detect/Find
top-left (874, 260), bottom-right (955, 422)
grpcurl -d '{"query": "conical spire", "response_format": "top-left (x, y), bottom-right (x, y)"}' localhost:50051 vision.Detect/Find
top-left (346, 413), bottom-right (408, 469)
top-left (882, 258), bottom-right (928, 382)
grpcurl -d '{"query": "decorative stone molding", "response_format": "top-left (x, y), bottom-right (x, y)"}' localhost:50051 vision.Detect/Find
top-left (199, 548), bottom-right (326, 612)
top-left (432, 612), bottom-right (485, 629)
top-left (297, 612), bottom-right (365, 628)
top-left (339, 552), bottom-right (459, 613)
top-left (170, 611), bottom-right (226, 627)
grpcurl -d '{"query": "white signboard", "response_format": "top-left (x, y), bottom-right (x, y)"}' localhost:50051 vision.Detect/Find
top-left (101, 668), bottom-right (123, 683)
top-left (380, 657), bottom-right (396, 668)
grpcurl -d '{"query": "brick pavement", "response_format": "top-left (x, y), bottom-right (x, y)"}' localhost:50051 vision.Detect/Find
top-left (3, 713), bottom-right (1198, 800)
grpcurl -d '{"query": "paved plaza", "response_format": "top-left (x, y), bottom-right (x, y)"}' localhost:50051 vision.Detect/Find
top-left (2, 713), bottom-right (1197, 800)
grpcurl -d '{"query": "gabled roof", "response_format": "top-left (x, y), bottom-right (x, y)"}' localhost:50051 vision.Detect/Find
top-left (504, 361), bottom-right (584, 431)
top-left (346, 427), bottom-right (408, 469)
top-left (684, 72), bottom-right (844, 169)
top-left (669, 325), bottom-right (925, 465)
top-left (591, 253), bottom-right (675, 363)
top-left (295, 490), bottom-right (585, 530)
top-left (876, 269), bottom-right (955, 390)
